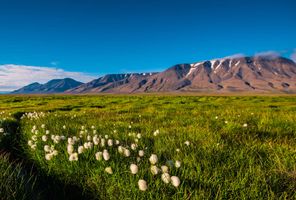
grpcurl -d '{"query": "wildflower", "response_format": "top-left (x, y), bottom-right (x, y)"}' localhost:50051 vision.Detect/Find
top-left (41, 124), bottom-right (45, 129)
top-left (54, 135), bottom-right (61, 143)
top-left (67, 145), bottom-right (74, 154)
top-left (101, 138), bottom-right (105, 147)
top-left (138, 179), bottom-right (147, 191)
top-left (215, 116), bottom-right (218, 119)
top-left (31, 144), bottom-right (37, 150)
top-left (68, 138), bottom-right (75, 145)
top-left (52, 150), bottom-right (58, 156)
top-left (95, 152), bottom-right (103, 161)
top-left (123, 148), bottom-right (130, 157)
top-left (171, 176), bottom-right (180, 187)
top-left (104, 134), bottom-right (109, 139)
top-left (105, 167), bottom-right (113, 174)
top-left (0, 128), bottom-right (4, 133)
top-left (42, 135), bottom-right (48, 142)
top-left (107, 139), bottom-right (113, 146)
top-left (138, 150), bottom-right (144, 157)
top-left (175, 160), bottom-right (181, 168)
top-left (78, 146), bottom-right (84, 154)
top-left (44, 145), bottom-right (51, 152)
top-left (45, 153), bottom-right (53, 161)
top-left (32, 135), bottom-right (37, 141)
top-left (137, 157), bottom-right (141, 162)
top-left (161, 165), bottom-right (169, 173)
top-left (128, 125), bottom-right (132, 129)
top-left (69, 153), bottom-right (78, 161)
top-left (176, 148), bottom-right (180, 152)
top-left (91, 125), bottom-right (95, 129)
top-left (149, 154), bottom-right (158, 165)
top-left (130, 164), bottom-right (138, 174)
top-left (81, 126), bottom-right (85, 130)
top-left (63, 125), bottom-right (66, 129)
top-left (103, 150), bottom-right (110, 161)
top-left (153, 129), bottom-right (159, 136)
top-left (118, 146), bottom-right (124, 154)
top-left (225, 121), bottom-right (228, 124)
top-left (161, 173), bottom-right (171, 184)
top-left (28, 140), bottom-right (33, 146)
top-left (150, 165), bottom-right (160, 175)
top-left (131, 143), bottom-right (137, 150)
top-left (87, 135), bottom-right (92, 141)
top-left (243, 123), bottom-right (248, 127)
top-left (115, 140), bottom-right (120, 145)
top-left (184, 141), bottom-right (190, 146)
top-left (137, 133), bottom-right (141, 139)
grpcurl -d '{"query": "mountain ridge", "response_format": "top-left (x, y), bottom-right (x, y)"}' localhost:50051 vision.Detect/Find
top-left (11, 78), bottom-right (83, 94)
top-left (11, 55), bottom-right (296, 94)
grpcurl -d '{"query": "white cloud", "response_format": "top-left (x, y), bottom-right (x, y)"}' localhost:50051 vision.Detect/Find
top-left (0, 64), bottom-right (98, 91)
top-left (291, 49), bottom-right (296, 62)
top-left (254, 51), bottom-right (281, 58)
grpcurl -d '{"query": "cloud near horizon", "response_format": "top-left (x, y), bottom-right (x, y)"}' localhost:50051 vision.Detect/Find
top-left (0, 64), bottom-right (98, 91)
top-left (291, 49), bottom-right (296, 62)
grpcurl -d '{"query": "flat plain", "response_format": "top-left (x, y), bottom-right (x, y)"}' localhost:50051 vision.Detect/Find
top-left (0, 94), bottom-right (296, 199)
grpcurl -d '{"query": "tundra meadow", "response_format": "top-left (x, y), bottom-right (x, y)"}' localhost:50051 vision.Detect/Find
top-left (0, 95), bottom-right (296, 199)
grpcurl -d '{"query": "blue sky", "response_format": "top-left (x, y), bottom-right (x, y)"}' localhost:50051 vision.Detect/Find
top-left (0, 0), bottom-right (296, 90)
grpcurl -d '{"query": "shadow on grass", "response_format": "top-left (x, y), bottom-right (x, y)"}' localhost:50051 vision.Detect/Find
top-left (0, 115), bottom-right (94, 200)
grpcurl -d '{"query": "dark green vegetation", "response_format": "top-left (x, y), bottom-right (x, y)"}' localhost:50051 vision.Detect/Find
top-left (1, 95), bottom-right (296, 199)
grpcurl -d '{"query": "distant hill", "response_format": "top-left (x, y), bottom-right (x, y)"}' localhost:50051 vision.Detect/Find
top-left (11, 78), bottom-right (83, 94)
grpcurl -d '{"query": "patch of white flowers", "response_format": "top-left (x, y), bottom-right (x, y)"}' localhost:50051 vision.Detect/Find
top-left (27, 123), bottom-right (184, 191)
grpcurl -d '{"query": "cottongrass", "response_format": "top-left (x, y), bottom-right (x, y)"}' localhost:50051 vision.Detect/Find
top-left (138, 179), bottom-right (147, 191)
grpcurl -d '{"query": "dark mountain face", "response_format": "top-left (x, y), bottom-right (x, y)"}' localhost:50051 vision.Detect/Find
top-left (11, 78), bottom-right (83, 94)
top-left (68, 56), bottom-right (296, 94)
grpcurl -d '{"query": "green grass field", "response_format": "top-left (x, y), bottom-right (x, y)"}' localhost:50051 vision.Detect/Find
top-left (1, 95), bottom-right (296, 199)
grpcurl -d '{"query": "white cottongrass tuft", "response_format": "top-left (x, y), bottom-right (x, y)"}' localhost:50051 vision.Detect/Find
top-left (69, 153), bottom-right (78, 161)
top-left (42, 135), bottom-right (48, 142)
top-left (131, 143), bottom-right (137, 150)
top-left (0, 128), bottom-right (4, 133)
top-left (161, 173), bottom-right (171, 184)
top-left (78, 146), bottom-right (84, 154)
top-left (171, 176), bottom-right (180, 187)
top-left (67, 145), bottom-right (74, 154)
top-left (138, 150), bottom-right (144, 157)
top-left (149, 154), bottom-right (158, 165)
top-left (150, 165), bottom-right (160, 175)
top-left (107, 139), bottom-right (113, 146)
top-left (105, 167), bottom-right (113, 174)
top-left (45, 153), bottom-right (53, 161)
top-left (184, 140), bottom-right (190, 146)
top-left (153, 129), bottom-right (160, 136)
top-left (130, 164), bottom-right (138, 174)
top-left (175, 160), bottom-right (181, 168)
top-left (138, 179), bottom-right (147, 191)
top-left (243, 123), bottom-right (248, 127)
top-left (103, 150), bottom-right (110, 161)
top-left (118, 146), bottom-right (124, 154)
top-left (95, 152), bottom-right (103, 161)
top-left (44, 145), bottom-right (51, 152)
top-left (161, 165), bottom-right (169, 173)
top-left (123, 148), bottom-right (131, 157)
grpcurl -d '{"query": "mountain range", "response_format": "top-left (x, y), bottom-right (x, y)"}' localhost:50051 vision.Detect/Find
top-left (11, 55), bottom-right (296, 94)
top-left (11, 78), bottom-right (83, 94)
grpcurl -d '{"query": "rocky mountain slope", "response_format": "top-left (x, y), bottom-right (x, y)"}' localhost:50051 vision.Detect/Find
top-left (67, 56), bottom-right (296, 93)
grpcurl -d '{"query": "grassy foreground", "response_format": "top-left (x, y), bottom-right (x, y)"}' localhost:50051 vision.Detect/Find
top-left (1, 95), bottom-right (296, 199)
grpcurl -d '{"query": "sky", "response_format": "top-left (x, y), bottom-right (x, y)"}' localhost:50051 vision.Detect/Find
top-left (0, 0), bottom-right (296, 91)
